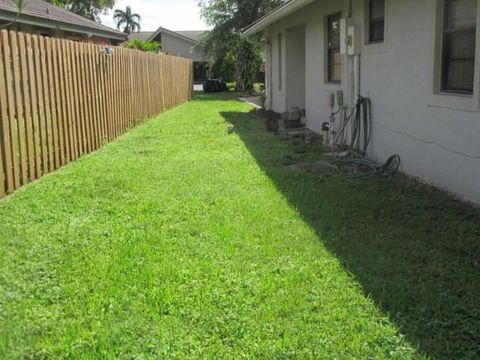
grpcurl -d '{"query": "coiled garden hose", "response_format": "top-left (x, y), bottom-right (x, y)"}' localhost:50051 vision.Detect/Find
top-left (333, 96), bottom-right (401, 177)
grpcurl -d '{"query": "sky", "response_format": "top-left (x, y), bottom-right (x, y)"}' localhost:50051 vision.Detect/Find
top-left (100, 0), bottom-right (209, 32)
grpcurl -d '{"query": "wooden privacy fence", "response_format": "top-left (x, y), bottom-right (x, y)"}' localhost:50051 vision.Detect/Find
top-left (0, 30), bottom-right (193, 198)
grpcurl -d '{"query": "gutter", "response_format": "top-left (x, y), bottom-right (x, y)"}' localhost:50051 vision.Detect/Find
top-left (241, 0), bottom-right (316, 37)
top-left (0, 11), bottom-right (127, 41)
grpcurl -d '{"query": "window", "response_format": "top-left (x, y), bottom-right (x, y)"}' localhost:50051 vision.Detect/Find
top-left (327, 13), bottom-right (342, 83)
top-left (441, 0), bottom-right (477, 94)
top-left (368, 0), bottom-right (385, 42)
top-left (278, 33), bottom-right (282, 91)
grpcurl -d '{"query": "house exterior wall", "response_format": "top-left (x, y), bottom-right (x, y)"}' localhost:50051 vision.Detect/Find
top-left (267, 0), bottom-right (350, 132)
top-left (265, 0), bottom-right (480, 204)
top-left (160, 32), bottom-right (205, 62)
top-left (285, 25), bottom-right (306, 110)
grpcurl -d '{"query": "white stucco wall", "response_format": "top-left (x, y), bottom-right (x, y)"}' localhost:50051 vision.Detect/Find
top-left (265, 0), bottom-right (480, 204)
top-left (285, 25), bottom-right (306, 110)
top-left (161, 32), bottom-right (205, 62)
top-left (267, 0), bottom-right (350, 133)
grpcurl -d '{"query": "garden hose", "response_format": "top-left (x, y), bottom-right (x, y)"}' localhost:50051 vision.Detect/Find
top-left (333, 96), bottom-right (401, 177)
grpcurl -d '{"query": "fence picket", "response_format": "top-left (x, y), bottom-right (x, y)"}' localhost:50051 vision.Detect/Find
top-left (39, 36), bottom-right (54, 172)
top-left (75, 41), bottom-right (88, 154)
top-left (88, 44), bottom-right (101, 148)
top-left (1, 30), bottom-right (20, 190)
top-left (45, 38), bottom-right (60, 170)
top-left (0, 31), bottom-right (14, 193)
top-left (0, 30), bottom-right (192, 198)
top-left (17, 33), bottom-right (35, 182)
top-left (32, 35), bottom-right (48, 176)
top-left (9, 31), bottom-right (28, 185)
top-left (56, 39), bottom-right (70, 165)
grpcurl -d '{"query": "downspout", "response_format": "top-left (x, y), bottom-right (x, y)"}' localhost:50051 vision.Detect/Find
top-left (347, 0), bottom-right (359, 103)
top-left (353, 54), bottom-right (360, 101)
top-left (267, 35), bottom-right (273, 110)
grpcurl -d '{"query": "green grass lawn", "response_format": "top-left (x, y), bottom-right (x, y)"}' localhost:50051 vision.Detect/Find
top-left (226, 82), bottom-right (264, 94)
top-left (1, 93), bottom-right (479, 359)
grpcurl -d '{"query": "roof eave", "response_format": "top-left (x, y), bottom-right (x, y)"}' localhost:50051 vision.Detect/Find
top-left (0, 11), bottom-right (127, 41)
top-left (241, 0), bottom-right (316, 37)
top-left (148, 26), bottom-right (199, 44)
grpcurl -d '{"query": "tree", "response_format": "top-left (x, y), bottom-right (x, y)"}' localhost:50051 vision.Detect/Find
top-left (197, 0), bottom-right (285, 94)
top-left (194, 27), bottom-right (237, 82)
top-left (114, 6), bottom-right (141, 34)
top-left (0, 0), bottom-right (25, 29)
top-left (46, 0), bottom-right (115, 22)
top-left (16, 0), bottom-right (25, 11)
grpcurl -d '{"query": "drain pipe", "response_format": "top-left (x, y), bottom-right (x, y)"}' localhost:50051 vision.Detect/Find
top-left (353, 53), bottom-right (360, 101)
top-left (266, 36), bottom-right (273, 110)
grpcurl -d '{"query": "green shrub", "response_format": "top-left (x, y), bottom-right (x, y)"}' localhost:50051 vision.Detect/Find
top-left (123, 39), bottom-right (161, 53)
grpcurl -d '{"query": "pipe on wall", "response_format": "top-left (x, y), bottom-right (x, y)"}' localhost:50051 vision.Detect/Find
top-left (353, 54), bottom-right (360, 101)
top-left (267, 38), bottom-right (273, 110)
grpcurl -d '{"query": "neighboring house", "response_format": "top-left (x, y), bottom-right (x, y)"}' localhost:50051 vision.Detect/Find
top-left (0, 0), bottom-right (126, 44)
top-left (242, 0), bottom-right (480, 205)
top-left (129, 27), bottom-right (209, 83)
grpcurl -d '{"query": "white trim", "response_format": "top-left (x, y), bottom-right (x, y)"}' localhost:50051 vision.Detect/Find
top-left (429, 0), bottom-right (480, 112)
top-left (278, 32), bottom-right (283, 91)
top-left (324, 11), bottom-right (343, 85)
top-left (363, 0), bottom-right (388, 54)
top-left (241, 0), bottom-right (316, 37)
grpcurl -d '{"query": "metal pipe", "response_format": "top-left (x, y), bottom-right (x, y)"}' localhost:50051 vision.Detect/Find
top-left (353, 54), bottom-right (360, 101)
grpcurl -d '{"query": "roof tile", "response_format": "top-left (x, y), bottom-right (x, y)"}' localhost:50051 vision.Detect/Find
top-left (0, 0), bottom-right (125, 39)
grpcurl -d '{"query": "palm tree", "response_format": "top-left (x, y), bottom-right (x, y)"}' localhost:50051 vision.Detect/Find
top-left (114, 6), bottom-right (141, 34)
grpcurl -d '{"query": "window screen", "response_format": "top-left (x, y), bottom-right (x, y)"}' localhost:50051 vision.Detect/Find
top-left (369, 0), bottom-right (385, 42)
top-left (327, 13), bottom-right (342, 83)
top-left (442, 0), bottom-right (477, 94)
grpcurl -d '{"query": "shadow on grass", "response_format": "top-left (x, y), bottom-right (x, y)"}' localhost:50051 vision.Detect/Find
top-left (221, 110), bottom-right (480, 360)
top-left (192, 92), bottom-right (239, 101)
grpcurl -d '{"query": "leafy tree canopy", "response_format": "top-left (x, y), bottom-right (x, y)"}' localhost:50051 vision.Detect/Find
top-left (199, 0), bottom-right (284, 31)
top-left (16, 0), bottom-right (26, 11)
top-left (197, 0), bottom-right (285, 93)
top-left (46, 0), bottom-right (115, 22)
top-left (123, 39), bottom-right (161, 53)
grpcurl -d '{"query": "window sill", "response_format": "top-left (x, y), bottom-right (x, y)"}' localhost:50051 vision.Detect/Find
top-left (428, 92), bottom-right (479, 112)
top-left (323, 83), bottom-right (342, 90)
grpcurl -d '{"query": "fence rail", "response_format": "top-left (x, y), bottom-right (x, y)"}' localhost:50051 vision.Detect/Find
top-left (0, 30), bottom-right (193, 198)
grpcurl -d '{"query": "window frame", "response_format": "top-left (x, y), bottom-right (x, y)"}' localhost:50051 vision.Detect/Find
top-left (430, 0), bottom-right (480, 112)
top-left (326, 12), bottom-right (342, 84)
top-left (368, 0), bottom-right (386, 43)
top-left (440, 0), bottom-right (477, 94)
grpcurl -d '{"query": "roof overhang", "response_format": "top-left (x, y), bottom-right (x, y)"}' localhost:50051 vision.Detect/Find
top-left (241, 0), bottom-right (316, 37)
top-left (148, 26), bottom-right (198, 44)
top-left (0, 11), bottom-right (127, 41)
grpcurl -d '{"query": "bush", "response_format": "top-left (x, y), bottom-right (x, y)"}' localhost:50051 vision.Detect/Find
top-left (123, 39), bottom-right (161, 53)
